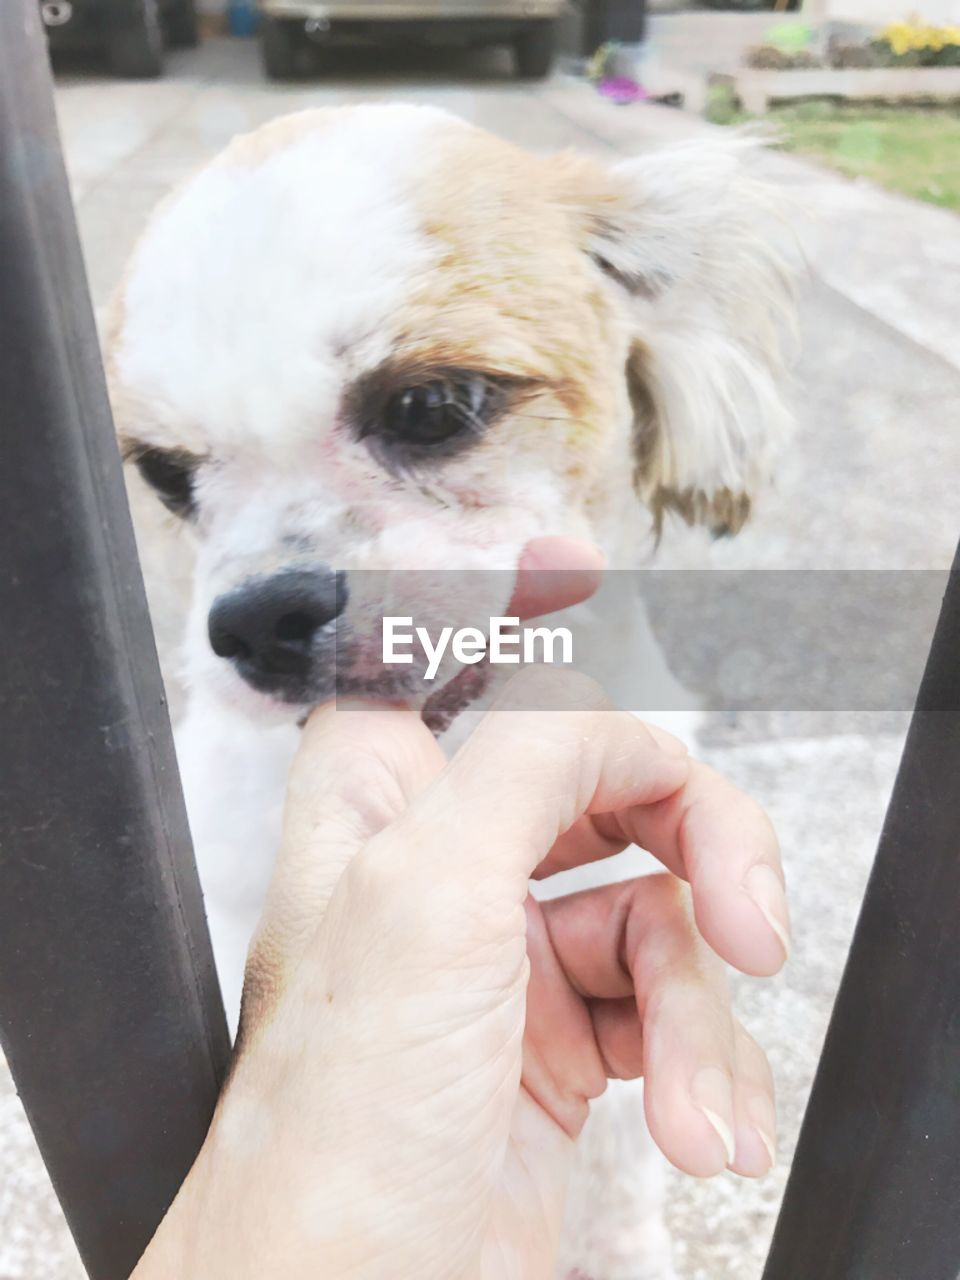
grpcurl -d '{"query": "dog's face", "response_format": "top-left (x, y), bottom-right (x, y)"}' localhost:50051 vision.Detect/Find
top-left (107, 105), bottom-right (792, 721)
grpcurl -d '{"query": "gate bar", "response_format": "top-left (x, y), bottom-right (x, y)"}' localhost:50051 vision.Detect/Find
top-left (762, 545), bottom-right (960, 1280)
top-left (0, 6), bottom-right (231, 1280)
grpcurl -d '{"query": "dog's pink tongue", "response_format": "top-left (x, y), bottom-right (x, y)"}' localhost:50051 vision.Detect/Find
top-left (508, 537), bottom-right (605, 620)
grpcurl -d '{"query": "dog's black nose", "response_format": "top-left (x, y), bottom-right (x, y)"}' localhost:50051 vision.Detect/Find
top-left (208, 568), bottom-right (346, 696)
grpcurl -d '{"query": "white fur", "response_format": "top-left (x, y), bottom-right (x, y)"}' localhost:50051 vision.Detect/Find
top-left (117, 105), bottom-right (455, 455)
top-left (110, 107), bottom-right (795, 1280)
top-left (592, 136), bottom-right (795, 506)
top-left (174, 696), bottom-right (298, 1024)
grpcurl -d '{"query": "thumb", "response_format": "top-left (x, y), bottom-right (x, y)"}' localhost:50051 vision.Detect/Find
top-left (508, 536), bottom-right (605, 621)
top-left (240, 702), bottom-right (444, 1033)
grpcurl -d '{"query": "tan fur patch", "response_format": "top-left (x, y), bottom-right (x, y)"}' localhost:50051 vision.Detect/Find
top-left (626, 341), bottom-right (752, 538)
top-left (398, 128), bottom-right (627, 490)
top-left (108, 108), bottom-right (790, 551)
top-left (651, 486), bottom-right (752, 538)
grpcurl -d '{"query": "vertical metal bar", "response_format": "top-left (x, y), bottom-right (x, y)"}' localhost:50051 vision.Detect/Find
top-left (762, 546), bottom-right (960, 1280)
top-left (0, 6), bottom-right (231, 1280)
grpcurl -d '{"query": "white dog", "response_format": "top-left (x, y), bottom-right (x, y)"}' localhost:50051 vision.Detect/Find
top-left (106, 105), bottom-right (793, 1280)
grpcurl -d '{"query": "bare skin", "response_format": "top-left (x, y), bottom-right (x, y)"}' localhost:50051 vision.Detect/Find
top-left (132, 662), bottom-right (787, 1279)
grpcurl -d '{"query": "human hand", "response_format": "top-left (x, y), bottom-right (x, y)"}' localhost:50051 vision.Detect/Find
top-left (142, 666), bottom-right (787, 1280)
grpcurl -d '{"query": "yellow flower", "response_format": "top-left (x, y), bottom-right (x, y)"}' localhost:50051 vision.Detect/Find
top-left (879, 17), bottom-right (960, 57)
top-left (880, 20), bottom-right (915, 55)
top-left (911, 25), bottom-right (930, 50)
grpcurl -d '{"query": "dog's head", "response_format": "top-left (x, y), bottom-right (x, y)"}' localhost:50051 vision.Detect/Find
top-left (107, 105), bottom-right (794, 720)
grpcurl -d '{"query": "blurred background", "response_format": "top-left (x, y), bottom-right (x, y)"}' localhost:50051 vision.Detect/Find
top-left (2, 1), bottom-right (959, 1277)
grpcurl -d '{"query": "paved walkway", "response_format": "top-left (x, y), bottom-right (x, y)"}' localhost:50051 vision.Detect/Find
top-left (3, 35), bottom-right (959, 1280)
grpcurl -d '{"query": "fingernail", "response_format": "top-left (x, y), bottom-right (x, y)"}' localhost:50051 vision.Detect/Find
top-left (756, 1128), bottom-right (776, 1171)
top-left (748, 1095), bottom-right (778, 1171)
top-left (692, 1067), bottom-right (736, 1166)
top-left (743, 863), bottom-right (791, 960)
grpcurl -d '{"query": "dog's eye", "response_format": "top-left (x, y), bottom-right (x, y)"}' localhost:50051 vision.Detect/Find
top-left (132, 447), bottom-right (198, 519)
top-left (382, 378), bottom-right (493, 446)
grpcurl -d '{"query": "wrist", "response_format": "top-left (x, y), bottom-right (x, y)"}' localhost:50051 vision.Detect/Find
top-left (129, 1141), bottom-right (227, 1279)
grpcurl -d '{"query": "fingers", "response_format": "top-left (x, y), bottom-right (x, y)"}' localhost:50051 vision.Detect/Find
top-left (588, 997), bottom-right (644, 1081)
top-left (617, 761), bottom-right (789, 977)
top-left (537, 874), bottom-right (777, 1179)
top-left (728, 1024), bottom-right (777, 1178)
top-left (530, 724), bottom-right (689, 880)
top-left (251, 672), bottom-right (687, 1038)
top-left (630, 879), bottom-right (776, 1179)
top-left (390, 671), bottom-right (689, 901)
top-left (522, 898), bottom-right (606, 1140)
top-left (243, 702), bottom-right (445, 1031)
top-left (508, 537), bottom-right (605, 621)
top-left (281, 701), bottom-right (446, 918)
top-left (537, 754), bottom-right (789, 978)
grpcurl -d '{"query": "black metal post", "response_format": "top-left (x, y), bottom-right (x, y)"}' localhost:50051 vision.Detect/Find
top-left (0, 6), bottom-right (231, 1280)
top-left (762, 547), bottom-right (960, 1280)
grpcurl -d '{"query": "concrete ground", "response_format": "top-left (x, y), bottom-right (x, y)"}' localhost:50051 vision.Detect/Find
top-left (3, 33), bottom-right (960, 1280)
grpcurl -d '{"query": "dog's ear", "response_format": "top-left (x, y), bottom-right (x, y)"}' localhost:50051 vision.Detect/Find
top-left (569, 135), bottom-right (797, 536)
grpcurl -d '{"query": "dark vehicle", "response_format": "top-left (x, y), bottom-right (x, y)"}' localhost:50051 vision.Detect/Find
top-left (258, 0), bottom-right (562, 81)
top-left (39, 0), bottom-right (198, 77)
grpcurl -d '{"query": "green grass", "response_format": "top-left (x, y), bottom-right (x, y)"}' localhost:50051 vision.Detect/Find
top-left (705, 88), bottom-right (960, 212)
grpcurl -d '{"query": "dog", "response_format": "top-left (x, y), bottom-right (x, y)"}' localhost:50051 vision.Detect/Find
top-left (105, 105), bottom-right (794, 1280)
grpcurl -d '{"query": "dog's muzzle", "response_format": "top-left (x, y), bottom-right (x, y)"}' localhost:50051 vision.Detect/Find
top-left (207, 567), bottom-right (346, 701)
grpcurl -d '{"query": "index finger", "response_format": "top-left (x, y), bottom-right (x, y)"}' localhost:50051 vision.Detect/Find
top-left (371, 669), bottom-right (690, 906)
top-left (539, 759), bottom-right (789, 977)
top-left (243, 701), bottom-right (445, 1034)
top-left (620, 760), bottom-right (789, 977)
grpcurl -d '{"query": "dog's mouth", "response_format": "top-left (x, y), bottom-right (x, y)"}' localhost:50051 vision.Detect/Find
top-left (210, 542), bottom-right (604, 734)
top-left (344, 628), bottom-right (495, 735)
top-left (286, 645), bottom-right (493, 736)
top-left (420, 657), bottom-right (492, 735)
